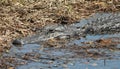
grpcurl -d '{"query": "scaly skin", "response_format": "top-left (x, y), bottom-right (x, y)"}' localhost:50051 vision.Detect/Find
top-left (12, 24), bottom-right (83, 45)
top-left (84, 13), bottom-right (120, 34)
top-left (12, 13), bottom-right (120, 45)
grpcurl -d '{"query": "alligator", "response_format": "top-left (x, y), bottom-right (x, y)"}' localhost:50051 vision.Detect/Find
top-left (84, 13), bottom-right (120, 34)
top-left (12, 13), bottom-right (120, 45)
top-left (12, 24), bottom-right (84, 45)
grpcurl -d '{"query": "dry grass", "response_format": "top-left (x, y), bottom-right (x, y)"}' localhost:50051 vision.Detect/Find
top-left (0, 0), bottom-right (120, 52)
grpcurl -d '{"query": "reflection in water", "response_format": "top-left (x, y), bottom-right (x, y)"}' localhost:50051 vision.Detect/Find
top-left (72, 33), bottom-right (120, 45)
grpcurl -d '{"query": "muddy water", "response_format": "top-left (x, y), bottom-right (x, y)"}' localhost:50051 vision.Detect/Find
top-left (7, 34), bottom-right (120, 69)
top-left (4, 13), bottom-right (120, 69)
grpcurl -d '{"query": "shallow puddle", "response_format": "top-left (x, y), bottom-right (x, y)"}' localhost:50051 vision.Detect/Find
top-left (5, 43), bottom-right (120, 69)
top-left (71, 33), bottom-right (120, 45)
top-left (17, 59), bottom-right (120, 69)
top-left (7, 33), bottom-right (120, 69)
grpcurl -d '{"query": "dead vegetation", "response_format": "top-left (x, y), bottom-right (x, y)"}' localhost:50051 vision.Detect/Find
top-left (0, 0), bottom-right (120, 52)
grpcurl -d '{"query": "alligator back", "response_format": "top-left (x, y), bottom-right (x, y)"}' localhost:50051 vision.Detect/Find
top-left (84, 13), bottom-right (120, 34)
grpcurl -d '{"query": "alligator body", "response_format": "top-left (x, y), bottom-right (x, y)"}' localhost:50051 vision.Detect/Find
top-left (12, 13), bottom-right (120, 45)
top-left (84, 13), bottom-right (120, 34)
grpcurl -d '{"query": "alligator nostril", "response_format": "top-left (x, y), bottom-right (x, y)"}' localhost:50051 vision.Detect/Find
top-left (12, 39), bottom-right (22, 46)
